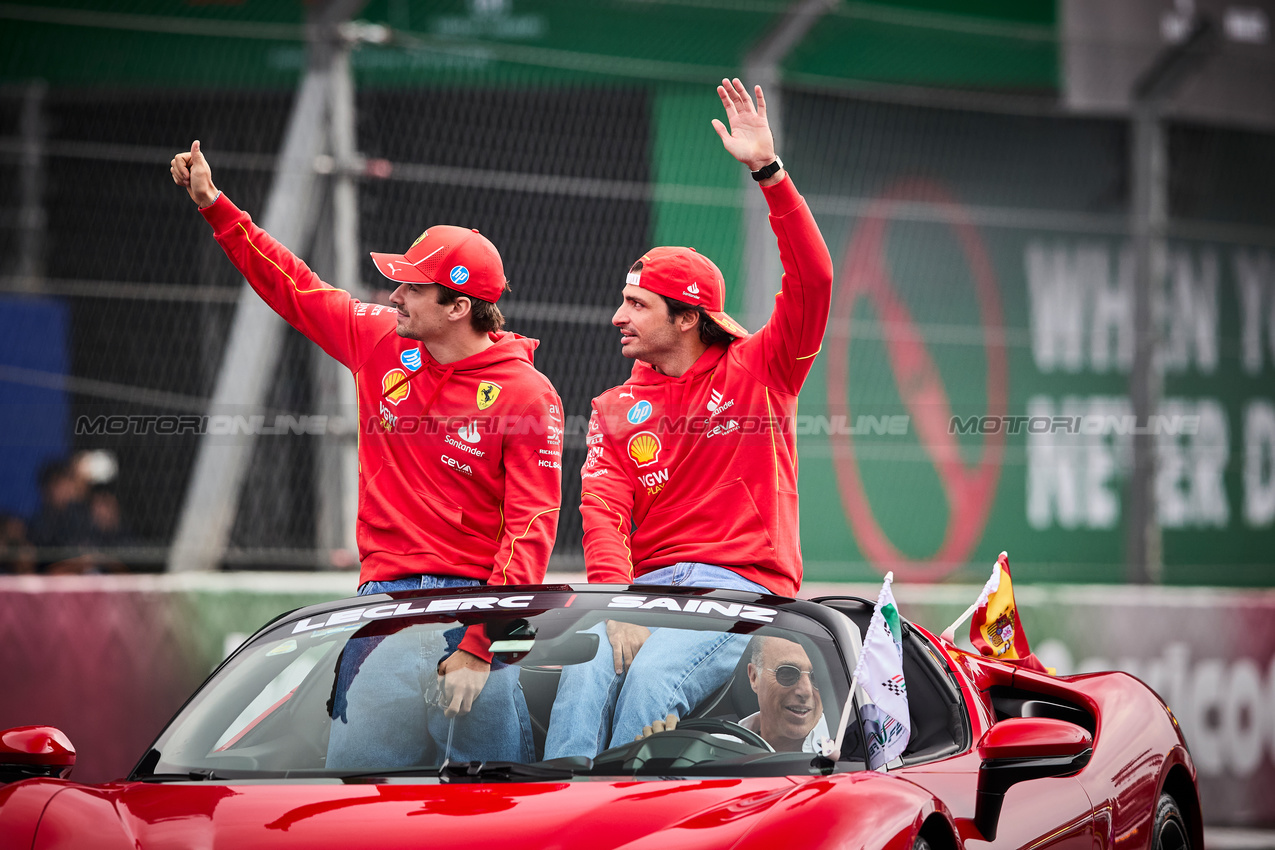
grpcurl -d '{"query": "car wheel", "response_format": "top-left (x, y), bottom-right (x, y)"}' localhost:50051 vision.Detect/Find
top-left (1153, 794), bottom-right (1190, 850)
top-left (913, 834), bottom-right (932, 850)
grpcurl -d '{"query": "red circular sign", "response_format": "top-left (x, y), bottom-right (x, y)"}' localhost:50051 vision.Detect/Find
top-left (826, 179), bottom-right (1008, 581)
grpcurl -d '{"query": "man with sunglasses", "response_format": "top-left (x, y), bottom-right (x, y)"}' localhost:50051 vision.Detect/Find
top-left (637, 636), bottom-right (829, 753)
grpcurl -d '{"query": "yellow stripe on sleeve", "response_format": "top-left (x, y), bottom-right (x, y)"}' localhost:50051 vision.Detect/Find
top-left (238, 222), bottom-right (348, 296)
top-left (583, 492), bottom-right (634, 580)
top-left (498, 508), bottom-right (560, 583)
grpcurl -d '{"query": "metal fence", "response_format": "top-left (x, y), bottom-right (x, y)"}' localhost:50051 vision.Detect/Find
top-left (1, 1), bottom-right (1273, 583)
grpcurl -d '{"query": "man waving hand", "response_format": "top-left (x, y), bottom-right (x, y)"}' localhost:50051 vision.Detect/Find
top-left (172, 141), bottom-right (562, 767)
top-left (545, 79), bottom-right (834, 758)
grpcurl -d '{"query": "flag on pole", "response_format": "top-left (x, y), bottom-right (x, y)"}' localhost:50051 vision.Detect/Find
top-left (969, 552), bottom-right (1050, 674)
top-left (853, 571), bottom-right (910, 770)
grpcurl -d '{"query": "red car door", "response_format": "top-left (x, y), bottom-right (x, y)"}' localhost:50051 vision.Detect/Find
top-left (898, 754), bottom-right (1096, 850)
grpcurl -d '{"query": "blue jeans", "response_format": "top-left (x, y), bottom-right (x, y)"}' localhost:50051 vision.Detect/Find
top-left (543, 563), bottom-right (769, 760)
top-left (326, 575), bottom-right (534, 770)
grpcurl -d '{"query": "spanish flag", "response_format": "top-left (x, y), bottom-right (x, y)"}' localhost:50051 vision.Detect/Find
top-left (969, 552), bottom-right (1051, 674)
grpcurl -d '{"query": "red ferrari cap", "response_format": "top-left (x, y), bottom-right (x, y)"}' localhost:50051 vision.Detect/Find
top-left (371, 225), bottom-right (506, 302)
top-left (626, 246), bottom-right (747, 338)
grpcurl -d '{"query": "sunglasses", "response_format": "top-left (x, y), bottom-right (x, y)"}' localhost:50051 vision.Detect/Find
top-left (767, 665), bottom-right (818, 689)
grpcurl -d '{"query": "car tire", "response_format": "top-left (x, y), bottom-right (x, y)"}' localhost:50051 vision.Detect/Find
top-left (1152, 793), bottom-right (1190, 850)
top-left (913, 834), bottom-right (932, 850)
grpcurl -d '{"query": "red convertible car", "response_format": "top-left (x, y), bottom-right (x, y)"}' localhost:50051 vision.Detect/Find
top-left (0, 585), bottom-right (1199, 850)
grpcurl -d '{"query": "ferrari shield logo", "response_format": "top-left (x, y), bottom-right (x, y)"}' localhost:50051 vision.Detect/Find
top-left (476, 381), bottom-right (502, 410)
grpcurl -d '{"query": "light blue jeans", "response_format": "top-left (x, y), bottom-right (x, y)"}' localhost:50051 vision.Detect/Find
top-left (542, 563), bottom-right (769, 760)
top-left (325, 575), bottom-right (533, 770)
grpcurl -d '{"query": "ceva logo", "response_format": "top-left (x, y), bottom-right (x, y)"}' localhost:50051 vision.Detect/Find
top-left (441, 455), bottom-right (473, 476)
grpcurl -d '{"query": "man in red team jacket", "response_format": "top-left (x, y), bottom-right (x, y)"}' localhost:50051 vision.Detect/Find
top-left (171, 144), bottom-right (562, 767)
top-left (544, 79), bottom-right (834, 758)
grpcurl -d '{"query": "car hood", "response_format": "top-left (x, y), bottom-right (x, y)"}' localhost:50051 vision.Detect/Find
top-left (34, 773), bottom-right (931, 850)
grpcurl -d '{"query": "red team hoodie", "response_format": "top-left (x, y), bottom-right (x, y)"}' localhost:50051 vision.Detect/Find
top-left (201, 195), bottom-right (563, 590)
top-left (580, 175), bottom-right (833, 597)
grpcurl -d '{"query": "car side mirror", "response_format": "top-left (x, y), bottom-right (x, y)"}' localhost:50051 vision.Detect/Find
top-left (974, 717), bottom-right (1092, 842)
top-left (0, 726), bottom-right (76, 784)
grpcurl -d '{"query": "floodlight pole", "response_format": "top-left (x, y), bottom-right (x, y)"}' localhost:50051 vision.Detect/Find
top-left (1126, 17), bottom-right (1214, 584)
top-left (168, 0), bottom-right (368, 572)
top-left (742, 0), bottom-right (836, 332)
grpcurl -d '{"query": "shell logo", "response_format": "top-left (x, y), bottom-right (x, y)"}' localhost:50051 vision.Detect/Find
top-left (627, 430), bottom-right (661, 467)
top-left (382, 369), bottom-right (411, 405)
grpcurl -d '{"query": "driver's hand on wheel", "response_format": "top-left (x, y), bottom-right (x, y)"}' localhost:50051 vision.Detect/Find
top-left (606, 620), bottom-right (651, 674)
top-left (636, 713), bottom-right (679, 741)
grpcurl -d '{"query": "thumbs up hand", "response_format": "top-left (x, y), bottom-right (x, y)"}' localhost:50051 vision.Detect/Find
top-left (171, 140), bottom-right (220, 208)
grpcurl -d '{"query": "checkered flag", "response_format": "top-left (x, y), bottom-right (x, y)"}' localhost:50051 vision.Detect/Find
top-left (852, 572), bottom-right (911, 769)
top-left (880, 674), bottom-right (906, 697)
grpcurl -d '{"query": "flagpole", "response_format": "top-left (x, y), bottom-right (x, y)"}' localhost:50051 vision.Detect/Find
top-left (940, 602), bottom-right (977, 644)
top-left (830, 672), bottom-right (859, 764)
top-left (943, 553), bottom-right (1009, 644)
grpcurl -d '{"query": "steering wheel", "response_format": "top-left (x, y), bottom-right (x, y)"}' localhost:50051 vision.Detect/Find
top-left (671, 718), bottom-right (773, 752)
top-left (590, 715), bottom-right (775, 773)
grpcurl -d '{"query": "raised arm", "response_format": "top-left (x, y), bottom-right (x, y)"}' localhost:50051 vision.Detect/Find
top-left (171, 141), bottom-right (382, 372)
top-left (713, 81), bottom-right (834, 394)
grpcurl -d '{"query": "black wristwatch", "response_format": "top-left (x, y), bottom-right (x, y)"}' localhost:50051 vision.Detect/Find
top-left (750, 157), bottom-right (783, 182)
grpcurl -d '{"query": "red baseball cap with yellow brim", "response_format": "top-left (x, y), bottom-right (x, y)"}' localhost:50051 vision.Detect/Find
top-left (626, 246), bottom-right (748, 338)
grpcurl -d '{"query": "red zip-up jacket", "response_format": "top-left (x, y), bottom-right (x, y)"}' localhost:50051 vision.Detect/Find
top-left (579, 175), bottom-right (832, 597)
top-left (202, 195), bottom-right (563, 592)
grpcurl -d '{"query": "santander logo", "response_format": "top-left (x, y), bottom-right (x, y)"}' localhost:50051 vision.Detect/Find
top-left (457, 421), bottom-right (481, 444)
top-left (683, 282), bottom-right (701, 300)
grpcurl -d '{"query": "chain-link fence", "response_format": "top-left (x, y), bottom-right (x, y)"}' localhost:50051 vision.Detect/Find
top-left (2, 0), bottom-right (1273, 583)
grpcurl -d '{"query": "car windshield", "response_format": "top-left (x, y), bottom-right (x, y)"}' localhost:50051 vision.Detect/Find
top-left (141, 588), bottom-right (861, 780)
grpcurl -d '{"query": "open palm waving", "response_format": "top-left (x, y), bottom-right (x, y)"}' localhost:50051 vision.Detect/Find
top-left (711, 78), bottom-right (779, 175)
